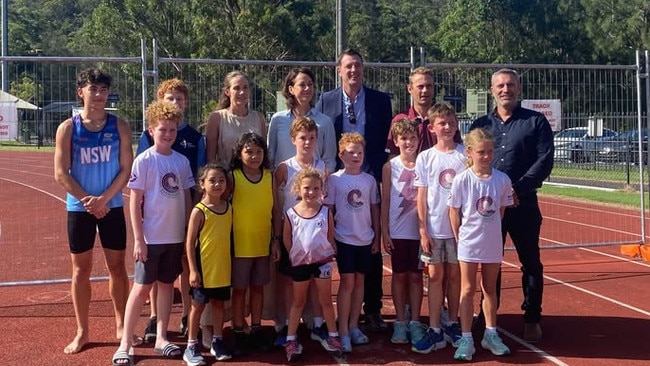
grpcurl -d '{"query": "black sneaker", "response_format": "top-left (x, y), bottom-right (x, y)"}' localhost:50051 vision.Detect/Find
top-left (232, 330), bottom-right (249, 357)
top-left (144, 316), bottom-right (157, 343)
top-left (472, 313), bottom-right (486, 333)
top-left (250, 326), bottom-right (272, 352)
top-left (211, 337), bottom-right (232, 361)
top-left (365, 312), bottom-right (388, 332)
top-left (180, 315), bottom-right (188, 337)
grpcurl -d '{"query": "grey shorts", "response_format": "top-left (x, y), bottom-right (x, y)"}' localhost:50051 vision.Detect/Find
top-left (134, 243), bottom-right (184, 285)
top-left (420, 237), bottom-right (458, 264)
top-left (231, 256), bottom-right (271, 289)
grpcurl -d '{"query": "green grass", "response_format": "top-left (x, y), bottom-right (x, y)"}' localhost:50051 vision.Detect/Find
top-left (0, 142), bottom-right (54, 151)
top-left (551, 165), bottom-right (645, 183)
top-left (540, 183), bottom-right (649, 210)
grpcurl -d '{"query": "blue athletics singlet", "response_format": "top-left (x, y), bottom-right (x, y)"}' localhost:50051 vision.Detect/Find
top-left (66, 114), bottom-right (124, 211)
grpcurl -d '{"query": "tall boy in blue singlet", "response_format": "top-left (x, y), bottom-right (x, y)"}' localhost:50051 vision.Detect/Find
top-left (54, 69), bottom-right (134, 354)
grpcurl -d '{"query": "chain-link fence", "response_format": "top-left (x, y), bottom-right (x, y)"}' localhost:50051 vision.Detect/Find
top-left (0, 46), bottom-right (648, 285)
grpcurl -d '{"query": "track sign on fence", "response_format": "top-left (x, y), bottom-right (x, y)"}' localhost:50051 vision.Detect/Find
top-left (522, 99), bottom-right (561, 131)
top-left (0, 102), bottom-right (18, 140)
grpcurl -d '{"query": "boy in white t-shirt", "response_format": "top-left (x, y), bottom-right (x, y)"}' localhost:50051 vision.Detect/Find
top-left (380, 118), bottom-right (426, 346)
top-left (112, 101), bottom-right (195, 366)
top-left (412, 103), bottom-right (467, 354)
top-left (324, 132), bottom-right (380, 353)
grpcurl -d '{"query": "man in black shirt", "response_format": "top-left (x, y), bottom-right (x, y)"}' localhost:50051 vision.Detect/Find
top-left (471, 68), bottom-right (553, 342)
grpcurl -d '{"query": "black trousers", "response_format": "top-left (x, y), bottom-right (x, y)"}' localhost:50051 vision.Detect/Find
top-left (362, 251), bottom-right (384, 315)
top-left (497, 196), bottom-right (544, 323)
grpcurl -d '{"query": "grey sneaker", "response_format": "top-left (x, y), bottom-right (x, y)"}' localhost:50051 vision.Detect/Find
top-left (183, 344), bottom-right (206, 366)
top-left (481, 332), bottom-right (510, 356)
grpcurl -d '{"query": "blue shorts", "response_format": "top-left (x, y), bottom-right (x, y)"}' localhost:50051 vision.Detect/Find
top-left (190, 286), bottom-right (231, 303)
top-left (134, 243), bottom-right (183, 285)
top-left (335, 241), bottom-right (372, 274)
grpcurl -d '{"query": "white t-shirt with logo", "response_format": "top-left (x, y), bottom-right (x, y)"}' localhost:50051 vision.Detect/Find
top-left (387, 156), bottom-right (419, 239)
top-left (324, 170), bottom-right (379, 246)
top-left (448, 168), bottom-right (513, 263)
top-left (128, 148), bottom-right (195, 244)
top-left (414, 144), bottom-right (467, 238)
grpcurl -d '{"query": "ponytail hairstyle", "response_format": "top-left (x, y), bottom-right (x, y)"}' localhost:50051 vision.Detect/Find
top-left (218, 71), bottom-right (249, 110)
top-left (195, 163), bottom-right (229, 195)
top-left (464, 127), bottom-right (494, 168)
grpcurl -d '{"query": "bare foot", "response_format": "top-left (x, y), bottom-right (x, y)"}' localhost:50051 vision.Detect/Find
top-left (63, 333), bottom-right (88, 354)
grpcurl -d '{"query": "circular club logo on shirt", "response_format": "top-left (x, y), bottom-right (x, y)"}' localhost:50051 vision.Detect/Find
top-left (438, 168), bottom-right (457, 190)
top-left (346, 189), bottom-right (364, 209)
top-left (475, 196), bottom-right (496, 217)
top-left (161, 172), bottom-right (180, 194)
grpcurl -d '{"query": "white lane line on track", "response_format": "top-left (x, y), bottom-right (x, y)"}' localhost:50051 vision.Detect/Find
top-left (382, 264), bottom-right (569, 366)
top-left (503, 260), bottom-right (650, 318)
top-left (0, 166), bottom-right (54, 178)
top-left (543, 216), bottom-right (641, 236)
top-left (540, 238), bottom-right (650, 269)
top-left (497, 327), bottom-right (570, 366)
top-left (0, 177), bottom-right (65, 203)
top-left (0, 176), bottom-right (130, 200)
top-left (540, 199), bottom-right (650, 221)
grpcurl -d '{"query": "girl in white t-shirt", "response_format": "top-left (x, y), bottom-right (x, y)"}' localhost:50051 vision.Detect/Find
top-left (448, 128), bottom-right (514, 362)
top-left (282, 167), bottom-right (342, 361)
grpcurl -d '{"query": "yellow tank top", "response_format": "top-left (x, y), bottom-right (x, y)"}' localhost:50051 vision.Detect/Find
top-left (232, 168), bottom-right (273, 257)
top-left (195, 202), bottom-right (232, 288)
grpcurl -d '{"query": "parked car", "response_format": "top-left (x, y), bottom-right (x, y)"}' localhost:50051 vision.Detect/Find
top-left (553, 127), bottom-right (618, 162)
top-left (458, 119), bottom-right (472, 140)
top-left (595, 128), bottom-right (648, 165)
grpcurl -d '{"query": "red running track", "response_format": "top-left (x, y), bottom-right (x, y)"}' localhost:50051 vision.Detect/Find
top-left (1, 150), bottom-right (649, 365)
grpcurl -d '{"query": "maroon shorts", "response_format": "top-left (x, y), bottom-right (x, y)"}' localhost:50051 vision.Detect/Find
top-left (389, 239), bottom-right (423, 273)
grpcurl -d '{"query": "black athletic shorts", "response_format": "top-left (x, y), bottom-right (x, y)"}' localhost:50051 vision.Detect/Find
top-left (67, 209), bottom-right (127, 254)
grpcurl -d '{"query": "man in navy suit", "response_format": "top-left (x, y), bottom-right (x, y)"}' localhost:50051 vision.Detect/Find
top-left (316, 49), bottom-right (392, 332)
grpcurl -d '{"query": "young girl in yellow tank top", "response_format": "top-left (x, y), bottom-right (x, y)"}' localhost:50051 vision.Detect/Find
top-left (184, 163), bottom-right (233, 364)
top-left (229, 132), bottom-right (281, 355)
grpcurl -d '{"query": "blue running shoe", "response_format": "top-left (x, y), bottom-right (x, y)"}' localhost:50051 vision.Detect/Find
top-left (310, 325), bottom-right (328, 342)
top-left (443, 322), bottom-right (462, 348)
top-left (411, 328), bottom-right (446, 354)
top-left (274, 325), bottom-right (288, 347)
top-left (391, 321), bottom-right (409, 344)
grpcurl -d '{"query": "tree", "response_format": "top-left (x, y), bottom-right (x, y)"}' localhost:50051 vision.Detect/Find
top-left (434, 0), bottom-right (592, 63)
top-left (581, 0), bottom-right (650, 64)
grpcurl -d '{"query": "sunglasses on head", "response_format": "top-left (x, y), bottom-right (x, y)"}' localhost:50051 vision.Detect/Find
top-left (347, 104), bottom-right (356, 125)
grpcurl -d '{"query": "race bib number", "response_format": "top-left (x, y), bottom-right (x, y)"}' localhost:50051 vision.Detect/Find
top-left (318, 262), bottom-right (333, 279)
